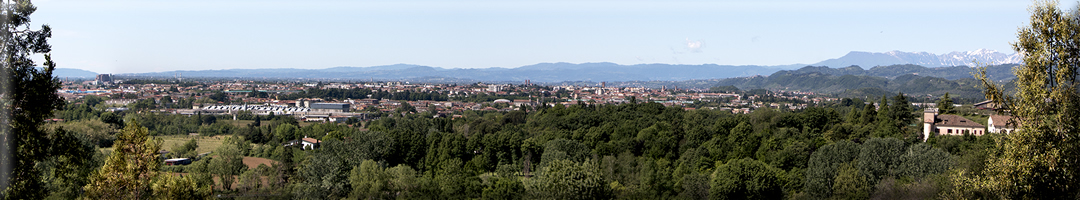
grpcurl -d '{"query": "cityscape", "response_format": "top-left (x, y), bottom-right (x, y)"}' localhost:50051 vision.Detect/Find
top-left (63, 74), bottom-right (834, 117)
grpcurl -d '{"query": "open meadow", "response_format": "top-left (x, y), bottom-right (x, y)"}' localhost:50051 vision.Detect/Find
top-left (155, 134), bottom-right (229, 155)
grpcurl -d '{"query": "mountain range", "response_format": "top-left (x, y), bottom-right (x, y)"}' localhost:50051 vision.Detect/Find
top-left (53, 49), bottom-right (1023, 82)
top-left (812, 49), bottom-right (1021, 68)
top-left (122, 63), bottom-right (800, 83)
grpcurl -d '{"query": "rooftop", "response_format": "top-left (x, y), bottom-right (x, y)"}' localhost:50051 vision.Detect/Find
top-left (301, 137), bottom-right (321, 144)
top-left (935, 114), bottom-right (983, 128)
top-left (989, 115), bottom-right (1015, 128)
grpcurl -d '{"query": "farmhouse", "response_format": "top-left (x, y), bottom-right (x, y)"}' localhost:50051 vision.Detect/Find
top-left (922, 109), bottom-right (986, 141)
top-left (284, 137), bottom-right (322, 150)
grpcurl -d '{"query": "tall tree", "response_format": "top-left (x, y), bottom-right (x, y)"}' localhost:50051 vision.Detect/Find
top-left (889, 92), bottom-right (914, 126)
top-left (962, 0), bottom-right (1080, 198)
top-left (0, 0), bottom-right (68, 198)
top-left (348, 159), bottom-right (388, 199)
top-left (937, 92), bottom-right (955, 114)
top-left (861, 102), bottom-right (876, 125)
top-left (83, 122), bottom-right (164, 199)
top-left (874, 95), bottom-right (891, 123)
top-left (210, 138), bottom-right (246, 191)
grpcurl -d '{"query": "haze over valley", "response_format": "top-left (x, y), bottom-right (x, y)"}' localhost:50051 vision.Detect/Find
top-left (56, 49), bottom-right (1022, 83)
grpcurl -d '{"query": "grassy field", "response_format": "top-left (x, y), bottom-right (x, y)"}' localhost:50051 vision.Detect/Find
top-left (96, 119), bottom-right (320, 155)
top-left (225, 119), bottom-right (257, 127)
top-left (154, 134), bottom-right (229, 155)
top-left (96, 134), bottom-right (228, 157)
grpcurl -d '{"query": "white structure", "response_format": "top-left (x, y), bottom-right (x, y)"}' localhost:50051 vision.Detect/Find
top-left (201, 104), bottom-right (309, 112)
top-left (284, 137), bottom-right (322, 150)
top-left (164, 158), bottom-right (192, 166)
top-left (988, 115), bottom-right (1016, 134)
top-left (104, 99), bottom-right (137, 106)
top-left (922, 111), bottom-right (935, 141)
top-left (487, 85), bottom-right (504, 92)
top-left (303, 115), bottom-right (328, 122)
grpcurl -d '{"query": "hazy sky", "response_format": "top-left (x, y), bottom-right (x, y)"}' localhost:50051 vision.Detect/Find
top-left (33, 0), bottom-right (1043, 74)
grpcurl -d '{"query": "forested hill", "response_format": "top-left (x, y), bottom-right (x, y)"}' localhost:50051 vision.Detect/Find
top-left (786, 64), bottom-right (1017, 81)
top-left (712, 64), bottom-right (1019, 101)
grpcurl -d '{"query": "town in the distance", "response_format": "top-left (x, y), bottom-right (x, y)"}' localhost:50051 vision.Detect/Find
top-left (63, 72), bottom-right (1011, 140)
top-left (65, 74), bottom-right (809, 119)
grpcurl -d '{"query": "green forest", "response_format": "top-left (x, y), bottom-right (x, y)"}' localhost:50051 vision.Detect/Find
top-left (41, 93), bottom-right (994, 199)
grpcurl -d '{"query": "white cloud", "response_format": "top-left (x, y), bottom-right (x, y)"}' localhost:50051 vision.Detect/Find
top-left (686, 38), bottom-right (704, 53)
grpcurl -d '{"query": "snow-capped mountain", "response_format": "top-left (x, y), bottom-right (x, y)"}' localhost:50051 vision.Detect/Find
top-left (813, 49), bottom-right (1021, 68)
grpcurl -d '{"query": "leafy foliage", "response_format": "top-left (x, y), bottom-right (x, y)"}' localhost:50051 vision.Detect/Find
top-left (956, 1), bottom-right (1080, 198)
top-left (804, 140), bottom-right (860, 198)
top-left (709, 158), bottom-right (786, 200)
top-left (83, 123), bottom-right (162, 199)
top-left (0, 0), bottom-right (72, 198)
top-left (209, 137), bottom-right (246, 191)
top-left (937, 92), bottom-right (955, 114)
top-left (524, 159), bottom-right (609, 199)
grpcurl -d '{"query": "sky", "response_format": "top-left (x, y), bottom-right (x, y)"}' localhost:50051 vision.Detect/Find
top-left (31, 0), bottom-right (1045, 74)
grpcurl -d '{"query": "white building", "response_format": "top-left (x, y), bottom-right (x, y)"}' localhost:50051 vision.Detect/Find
top-left (988, 115), bottom-right (1016, 134)
top-left (284, 137), bottom-right (322, 150)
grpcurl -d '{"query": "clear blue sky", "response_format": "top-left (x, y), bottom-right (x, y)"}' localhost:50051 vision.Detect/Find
top-left (33, 0), bottom-right (1044, 74)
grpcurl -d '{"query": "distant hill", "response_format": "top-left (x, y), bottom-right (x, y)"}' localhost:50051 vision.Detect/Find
top-left (813, 49), bottom-right (1021, 68)
top-left (537, 64), bottom-right (1018, 102)
top-left (123, 62), bottom-right (803, 82)
top-left (116, 49), bottom-right (1023, 82)
top-left (120, 61), bottom-right (1020, 101)
top-left (789, 64), bottom-right (1017, 81)
top-left (50, 68), bottom-right (98, 78)
top-left (708, 64), bottom-right (1020, 102)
